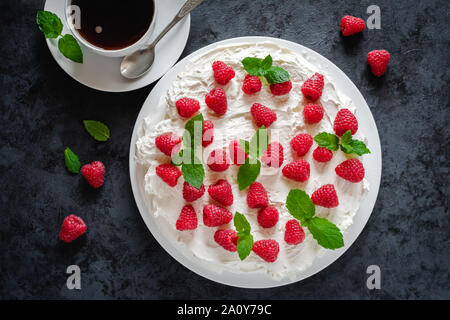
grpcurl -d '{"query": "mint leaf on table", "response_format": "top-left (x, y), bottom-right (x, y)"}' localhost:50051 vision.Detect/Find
top-left (83, 120), bottom-right (110, 141)
top-left (234, 212), bottom-right (254, 260)
top-left (237, 158), bottom-right (261, 190)
top-left (249, 126), bottom-right (268, 158)
top-left (264, 66), bottom-right (290, 84)
top-left (36, 11), bottom-right (63, 38)
top-left (58, 34), bottom-right (83, 63)
top-left (184, 113), bottom-right (204, 148)
top-left (64, 147), bottom-right (81, 174)
top-left (313, 132), bottom-right (340, 151)
top-left (340, 130), bottom-right (370, 156)
top-left (306, 217), bottom-right (344, 250)
top-left (286, 189), bottom-right (315, 224)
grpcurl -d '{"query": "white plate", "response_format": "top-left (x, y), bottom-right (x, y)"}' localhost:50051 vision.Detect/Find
top-left (129, 37), bottom-right (382, 288)
top-left (44, 0), bottom-right (191, 92)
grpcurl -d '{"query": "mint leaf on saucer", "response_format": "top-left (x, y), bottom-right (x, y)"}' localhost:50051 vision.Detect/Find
top-left (234, 212), bottom-right (254, 260)
top-left (286, 189), bottom-right (315, 223)
top-left (58, 34), bottom-right (83, 63)
top-left (306, 217), bottom-right (344, 250)
top-left (237, 158), bottom-right (261, 190)
top-left (340, 130), bottom-right (370, 156)
top-left (264, 66), bottom-right (290, 84)
top-left (314, 132), bottom-right (340, 151)
top-left (83, 120), bottom-right (110, 141)
top-left (36, 11), bottom-right (63, 39)
top-left (64, 147), bottom-right (81, 174)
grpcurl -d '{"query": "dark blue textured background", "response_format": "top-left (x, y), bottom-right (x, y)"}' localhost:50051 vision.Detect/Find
top-left (0, 0), bottom-right (449, 299)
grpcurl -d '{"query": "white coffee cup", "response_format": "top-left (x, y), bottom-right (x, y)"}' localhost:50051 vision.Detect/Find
top-left (64, 0), bottom-right (157, 58)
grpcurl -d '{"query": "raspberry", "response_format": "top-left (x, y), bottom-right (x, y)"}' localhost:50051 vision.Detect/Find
top-left (269, 80), bottom-right (292, 96)
top-left (282, 159), bottom-right (310, 182)
top-left (202, 120), bottom-right (214, 147)
top-left (242, 74), bottom-right (262, 94)
top-left (261, 142), bottom-right (284, 168)
top-left (247, 182), bottom-right (269, 209)
top-left (341, 15), bottom-right (366, 36)
top-left (59, 214), bottom-right (87, 243)
top-left (367, 50), bottom-right (390, 77)
top-left (313, 146), bottom-right (333, 162)
top-left (207, 149), bottom-right (230, 172)
top-left (81, 161), bottom-right (105, 188)
top-left (214, 229), bottom-right (238, 252)
top-left (156, 164), bottom-right (182, 187)
top-left (176, 98), bottom-right (200, 118)
top-left (212, 61), bottom-right (235, 85)
top-left (335, 158), bottom-right (365, 183)
top-left (229, 140), bottom-right (248, 165)
top-left (182, 182), bottom-right (205, 202)
top-left (333, 108), bottom-right (358, 136)
top-left (176, 205), bottom-right (198, 231)
top-left (250, 103), bottom-right (277, 128)
top-left (284, 219), bottom-right (305, 245)
top-left (257, 206), bottom-right (279, 228)
top-left (203, 204), bottom-right (233, 227)
top-left (208, 179), bottom-right (234, 207)
top-left (205, 88), bottom-right (227, 115)
top-left (301, 73), bottom-right (324, 101)
top-left (155, 132), bottom-right (181, 157)
top-left (303, 103), bottom-right (324, 124)
top-left (291, 133), bottom-right (313, 157)
top-left (252, 240), bottom-right (279, 263)
top-left (311, 184), bottom-right (339, 208)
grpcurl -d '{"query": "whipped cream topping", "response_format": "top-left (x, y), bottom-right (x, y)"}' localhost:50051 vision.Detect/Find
top-left (135, 42), bottom-right (369, 280)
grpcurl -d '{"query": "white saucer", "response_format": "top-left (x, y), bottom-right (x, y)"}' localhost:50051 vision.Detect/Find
top-left (44, 0), bottom-right (191, 92)
top-left (129, 37), bottom-right (382, 288)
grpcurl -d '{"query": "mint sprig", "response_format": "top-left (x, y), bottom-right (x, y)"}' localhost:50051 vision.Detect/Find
top-left (83, 120), bottom-right (110, 142)
top-left (234, 212), bottom-right (254, 260)
top-left (313, 132), bottom-right (340, 151)
top-left (286, 189), bottom-right (344, 250)
top-left (64, 147), bottom-right (81, 174)
top-left (241, 55), bottom-right (290, 84)
top-left (36, 11), bottom-right (83, 63)
top-left (314, 131), bottom-right (370, 156)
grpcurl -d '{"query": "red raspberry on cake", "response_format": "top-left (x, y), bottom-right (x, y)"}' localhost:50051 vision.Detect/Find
top-left (207, 149), bottom-right (230, 172)
top-left (261, 142), bottom-right (284, 168)
top-left (183, 182), bottom-right (205, 202)
top-left (214, 229), bottom-right (238, 252)
top-left (242, 74), bottom-right (262, 94)
top-left (282, 159), bottom-right (310, 182)
top-left (250, 103), bottom-right (277, 128)
top-left (313, 146), bottom-right (333, 162)
top-left (333, 108), bottom-right (358, 136)
top-left (247, 182), bottom-right (269, 209)
top-left (156, 164), bottom-right (182, 187)
top-left (59, 214), bottom-right (87, 243)
top-left (212, 61), bottom-right (235, 85)
top-left (229, 140), bottom-right (248, 165)
top-left (176, 205), bottom-right (198, 231)
top-left (203, 204), bottom-right (233, 227)
top-left (257, 206), bottom-right (279, 228)
top-left (81, 161), bottom-right (105, 188)
top-left (284, 219), bottom-right (305, 245)
top-left (291, 133), bottom-right (313, 157)
top-left (340, 15), bottom-right (366, 36)
top-left (367, 50), bottom-right (390, 77)
top-left (155, 132), bottom-right (181, 157)
top-left (311, 184), bottom-right (339, 208)
top-left (252, 239), bottom-right (279, 263)
top-left (176, 98), bottom-right (200, 118)
top-left (270, 80), bottom-right (292, 96)
top-left (301, 73), bottom-right (324, 101)
top-left (303, 103), bottom-right (324, 124)
top-left (205, 88), bottom-right (227, 115)
top-left (208, 179), bottom-right (233, 207)
top-left (202, 120), bottom-right (214, 147)
top-left (335, 158), bottom-right (365, 183)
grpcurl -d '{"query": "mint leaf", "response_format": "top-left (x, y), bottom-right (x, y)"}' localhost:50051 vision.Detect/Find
top-left (171, 150), bottom-right (184, 166)
top-left (351, 140), bottom-right (371, 156)
top-left (240, 139), bottom-right (250, 155)
top-left (58, 34), bottom-right (83, 63)
top-left (242, 57), bottom-right (263, 76)
top-left (340, 130), bottom-right (370, 156)
top-left (234, 212), bottom-right (251, 235)
top-left (36, 11), bottom-right (63, 38)
top-left (184, 113), bottom-right (204, 148)
top-left (264, 66), bottom-right (290, 84)
top-left (64, 147), bottom-right (81, 174)
top-left (249, 126), bottom-right (268, 158)
top-left (237, 158), bottom-right (261, 190)
top-left (306, 217), bottom-right (344, 250)
top-left (314, 132), bottom-right (340, 151)
top-left (234, 212), bottom-right (254, 260)
top-left (286, 189), bottom-right (315, 223)
top-left (83, 120), bottom-right (110, 141)
top-left (261, 55), bottom-right (272, 71)
top-left (181, 156), bottom-right (204, 189)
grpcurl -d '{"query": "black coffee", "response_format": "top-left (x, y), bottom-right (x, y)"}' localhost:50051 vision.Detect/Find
top-left (71, 0), bottom-right (154, 50)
